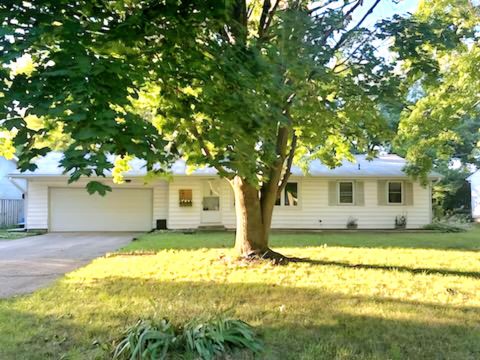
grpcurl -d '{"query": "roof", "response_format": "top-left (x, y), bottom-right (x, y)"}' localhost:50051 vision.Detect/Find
top-left (8, 152), bottom-right (442, 179)
top-left (467, 170), bottom-right (480, 182)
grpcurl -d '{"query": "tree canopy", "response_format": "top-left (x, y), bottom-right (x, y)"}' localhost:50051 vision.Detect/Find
top-left (386, 0), bottom-right (480, 176)
top-left (2, 0), bottom-right (475, 185)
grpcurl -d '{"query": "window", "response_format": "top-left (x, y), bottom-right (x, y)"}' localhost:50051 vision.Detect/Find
top-left (284, 182), bottom-right (298, 206)
top-left (338, 182), bottom-right (354, 204)
top-left (388, 182), bottom-right (403, 204)
top-left (179, 189), bottom-right (193, 207)
top-left (202, 180), bottom-right (220, 211)
top-left (275, 182), bottom-right (299, 206)
top-left (203, 197), bottom-right (219, 211)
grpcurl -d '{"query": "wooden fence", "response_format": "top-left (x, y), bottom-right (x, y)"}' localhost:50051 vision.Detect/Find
top-left (0, 199), bottom-right (24, 227)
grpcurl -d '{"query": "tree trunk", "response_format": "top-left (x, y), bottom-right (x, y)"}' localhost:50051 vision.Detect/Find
top-left (231, 176), bottom-right (269, 256)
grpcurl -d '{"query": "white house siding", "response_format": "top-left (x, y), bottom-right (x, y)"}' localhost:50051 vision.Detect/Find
top-left (167, 177), bottom-right (236, 229)
top-left (25, 178), bottom-right (168, 230)
top-left (153, 181), bottom-right (169, 227)
top-left (293, 178), bottom-right (430, 229)
top-left (167, 177), bottom-right (203, 229)
top-left (221, 177), bottom-right (431, 230)
top-left (469, 172), bottom-right (480, 221)
top-left (25, 176), bottom-right (432, 231)
top-left (26, 181), bottom-right (49, 229)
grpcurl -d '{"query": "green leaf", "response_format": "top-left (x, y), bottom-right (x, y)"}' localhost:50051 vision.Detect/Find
top-left (86, 181), bottom-right (111, 196)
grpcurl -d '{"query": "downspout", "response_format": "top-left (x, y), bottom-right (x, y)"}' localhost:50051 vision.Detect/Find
top-left (8, 177), bottom-right (26, 194)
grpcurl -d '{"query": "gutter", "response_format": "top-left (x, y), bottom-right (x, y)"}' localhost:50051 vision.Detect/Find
top-left (8, 176), bottom-right (27, 194)
top-left (8, 173), bottom-right (443, 180)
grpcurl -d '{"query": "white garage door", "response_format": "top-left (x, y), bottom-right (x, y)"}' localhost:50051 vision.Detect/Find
top-left (50, 188), bottom-right (152, 231)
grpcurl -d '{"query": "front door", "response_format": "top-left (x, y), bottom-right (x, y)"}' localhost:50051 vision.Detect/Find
top-left (201, 179), bottom-right (221, 224)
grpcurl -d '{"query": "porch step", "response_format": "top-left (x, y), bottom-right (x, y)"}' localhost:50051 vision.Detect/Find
top-left (197, 225), bottom-right (227, 231)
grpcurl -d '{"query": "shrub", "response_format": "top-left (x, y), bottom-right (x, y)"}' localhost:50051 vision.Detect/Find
top-left (423, 221), bottom-right (468, 233)
top-left (346, 217), bottom-right (358, 229)
top-left (113, 319), bottom-right (177, 360)
top-left (425, 213), bottom-right (472, 233)
top-left (183, 317), bottom-right (263, 359)
top-left (113, 316), bottom-right (263, 360)
top-left (395, 215), bottom-right (407, 228)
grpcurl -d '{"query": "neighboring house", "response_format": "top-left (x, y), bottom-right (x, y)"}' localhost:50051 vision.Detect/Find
top-left (9, 152), bottom-right (441, 232)
top-left (0, 156), bottom-right (25, 200)
top-left (467, 171), bottom-right (480, 222)
top-left (0, 156), bottom-right (26, 227)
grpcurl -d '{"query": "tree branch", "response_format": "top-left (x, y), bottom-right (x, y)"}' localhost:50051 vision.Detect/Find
top-left (309, 0), bottom-right (348, 15)
top-left (332, 31), bottom-right (374, 71)
top-left (261, 0), bottom-right (281, 38)
top-left (341, 0), bottom-right (365, 19)
top-left (314, 0), bottom-right (363, 49)
top-left (278, 133), bottom-right (297, 194)
top-left (258, 0), bottom-right (272, 37)
top-left (231, 0), bottom-right (248, 43)
top-left (275, 125), bottom-right (289, 157)
top-left (332, 0), bottom-right (382, 52)
top-left (188, 125), bottom-right (233, 179)
top-left (247, 2), bottom-right (254, 20)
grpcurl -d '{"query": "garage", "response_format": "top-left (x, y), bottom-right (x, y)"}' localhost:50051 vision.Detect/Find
top-left (49, 188), bottom-right (153, 231)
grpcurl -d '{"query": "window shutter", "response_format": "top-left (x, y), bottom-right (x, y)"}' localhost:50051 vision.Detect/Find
top-left (377, 180), bottom-right (387, 205)
top-left (404, 181), bottom-right (414, 206)
top-left (328, 181), bottom-right (337, 206)
top-left (355, 181), bottom-right (365, 206)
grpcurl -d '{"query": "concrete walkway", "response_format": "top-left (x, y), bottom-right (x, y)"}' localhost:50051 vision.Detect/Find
top-left (0, 232), bottom-right (136, 298)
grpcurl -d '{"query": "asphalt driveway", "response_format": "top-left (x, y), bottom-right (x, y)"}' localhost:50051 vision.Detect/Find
top-left (0, 232), bottom-right (136, 298)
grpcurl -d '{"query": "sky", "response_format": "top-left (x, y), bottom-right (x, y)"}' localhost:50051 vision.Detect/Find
top-left (360, 0), bottom-right (419, 26)
top-left (347, 0), bottom-right (420, 59)
top-left (310, 0), bottom-right (421, 42)
top-left (309, 0), bottom-right (420, 29)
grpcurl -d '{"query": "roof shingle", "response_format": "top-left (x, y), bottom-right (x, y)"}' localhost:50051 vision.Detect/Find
top-left (9, 152), bottom-right (442, 179)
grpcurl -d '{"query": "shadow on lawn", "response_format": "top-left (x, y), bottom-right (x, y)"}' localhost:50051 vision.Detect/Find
top-left (270, 227), bottom-right (480, 252)
top-left (3, 277), bottom-right (474, 359)
top-left (289, 257), bottom-right (480, 279)
top-left (98, 278), bottom-right (480, 359)
top-left (0, 305), bottom-right (109, 360)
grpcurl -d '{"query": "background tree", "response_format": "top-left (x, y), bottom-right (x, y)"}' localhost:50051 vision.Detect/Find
top-left (1, 0), bottom-right (478, 259)
top-left (381, 1), bottom-right (480, 217)
top-left (428, 118), bottom-right (479, 218)
top-left (431, 164), bottom-right (472, 218)
top-left (383, 0), bottom-right (480, 179)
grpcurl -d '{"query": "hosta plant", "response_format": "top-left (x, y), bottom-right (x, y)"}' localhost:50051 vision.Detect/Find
top-left (113, 319), bottom-right (177, 360)
top-left (113, 316), bottom-right (263, 360)
top-left (182, 317), bottom-right (264, 359)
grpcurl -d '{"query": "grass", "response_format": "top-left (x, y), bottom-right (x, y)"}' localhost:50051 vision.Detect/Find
top-left (0, 229), bottom-right (37, 240)
top-left (1, 227), bottom-right (480, 359)
top-left (123, 228), bottom-right (480, 252)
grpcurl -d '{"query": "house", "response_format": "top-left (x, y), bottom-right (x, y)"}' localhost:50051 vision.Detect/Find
top-left (0, 156), bottom-right (26, 227)
top-left (9, 152), bottom-right (441, 232)
top-left (467, 170), bottom-right (480, 222)
top-left (0, 156), bottom-right (25, 200)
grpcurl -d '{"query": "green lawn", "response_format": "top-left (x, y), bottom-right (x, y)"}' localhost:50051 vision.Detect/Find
top-left (0, 230), bottom-right (36, 240)
top-left (1, 228), bottom-right (480, 359)
top-left (124, 228), bottom-right (480, 252)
